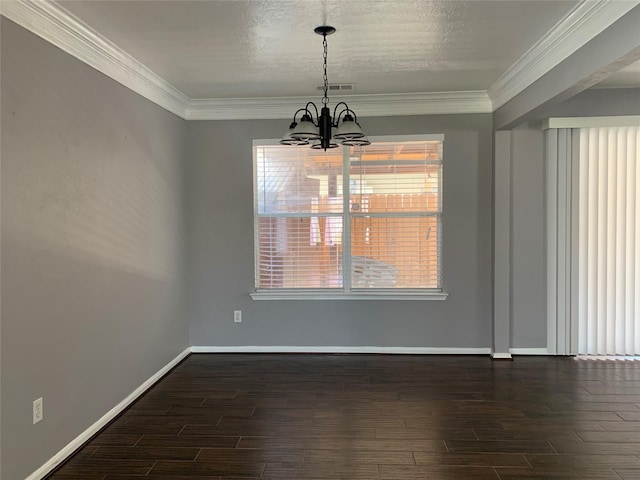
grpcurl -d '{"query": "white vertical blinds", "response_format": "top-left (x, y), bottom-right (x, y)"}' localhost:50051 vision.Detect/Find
top-left (578, 126), bottom-right (640, 355)
top-left (254, 137), bottom-right (443, 291)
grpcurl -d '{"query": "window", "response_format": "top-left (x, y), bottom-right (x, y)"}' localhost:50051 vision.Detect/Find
top-left (253, 135), bottom-right (444, 299)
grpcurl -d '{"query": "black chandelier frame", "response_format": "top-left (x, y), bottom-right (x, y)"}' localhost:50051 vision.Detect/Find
top-left (280, 26), bottom-right (369, 151)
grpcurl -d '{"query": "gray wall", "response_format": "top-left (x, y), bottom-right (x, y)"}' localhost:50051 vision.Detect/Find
top-left (509, 124), bottom-right (547, 348)
top-left (186, 114), bottom-right (493, 348)
top-left (1, 19), bottom-right (189, 480)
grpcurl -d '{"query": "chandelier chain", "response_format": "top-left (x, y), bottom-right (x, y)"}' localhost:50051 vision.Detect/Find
top-left (322, 33), bottom-right (329, 106)
top-left (280, 26), bottom-right (368, 150)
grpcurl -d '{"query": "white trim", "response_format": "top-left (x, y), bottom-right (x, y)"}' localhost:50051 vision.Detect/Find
top-left (24, 348), bottom-right (191, 480)
top-left (191, 346), bottom-right (491, 355)
top-left (185, 91), bottom-right (492, 120)
top-left (488, 1), bottom-right (640, 109)
top-left (542, 116), bottom-right (640, 130)
top-left (0, 0), bottom-right (189, 118)
top-left (490, 352), bottom-right (513, 360)
top-left (250, 291), bottom-right (448, 301)
top-left (509, 348), bottom-right (550, 355)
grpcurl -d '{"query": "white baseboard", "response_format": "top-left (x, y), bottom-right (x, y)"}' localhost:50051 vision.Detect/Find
top-left (25, 347), bottom-right (191, 480)
top-left (191, 346), bottom-right (492, 355)
top-left (510, 348), bottom-right (550, 355)
top-left (490, 351), bottom-right (513, 360)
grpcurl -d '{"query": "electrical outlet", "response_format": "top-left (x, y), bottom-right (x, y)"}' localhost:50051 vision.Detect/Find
top-left (234, 310), bottom-right (242, 323)
top-left (33, 397), bottom-right (43, 424)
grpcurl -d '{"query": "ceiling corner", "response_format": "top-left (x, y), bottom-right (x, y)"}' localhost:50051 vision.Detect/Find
top-left (488, 0), bottom-right (639, 110)
top-left (1, 0), bottom-right (190, 118)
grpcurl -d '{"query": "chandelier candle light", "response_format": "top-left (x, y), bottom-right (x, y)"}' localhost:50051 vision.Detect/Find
top-left (280, 26), bottom-right (370, 151)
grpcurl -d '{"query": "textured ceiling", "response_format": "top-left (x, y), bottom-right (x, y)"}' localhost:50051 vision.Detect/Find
top-left (59, 0), bottom-right (581, 99)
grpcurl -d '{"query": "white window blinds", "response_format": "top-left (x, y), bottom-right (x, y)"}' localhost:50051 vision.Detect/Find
top-left (578, 126), bottom-right (640, 355)
top-left (254, 137), bottom-right (443, 292)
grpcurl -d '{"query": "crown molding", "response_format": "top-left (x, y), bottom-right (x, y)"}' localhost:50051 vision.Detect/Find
top-left (7, 0), bottom-right (631, 119)
top-left (0, 1), bottom-right (491, 120)
top-left (488, 0), bottom-right (640, 110)
top-left (1, 0), bottom-right (189, 118)
top-left (185, 91), bottom-right (493, 120)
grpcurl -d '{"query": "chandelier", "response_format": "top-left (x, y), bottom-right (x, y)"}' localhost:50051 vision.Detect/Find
top-left (280, 26), bottom-right (370, 151)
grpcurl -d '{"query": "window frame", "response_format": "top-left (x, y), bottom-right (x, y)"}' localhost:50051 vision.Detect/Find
top-left (251, 134), bottom-right (448, 301)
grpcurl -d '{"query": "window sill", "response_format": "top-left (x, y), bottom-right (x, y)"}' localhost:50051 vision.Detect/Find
top-left (250, 290), bottom-right (448, 301)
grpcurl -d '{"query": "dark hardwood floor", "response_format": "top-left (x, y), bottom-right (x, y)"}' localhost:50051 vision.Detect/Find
top-left (48, 354), bottom-right (640, 480)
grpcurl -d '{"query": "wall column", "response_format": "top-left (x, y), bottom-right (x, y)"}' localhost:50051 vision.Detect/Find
top-left (493, 131), bottom-right (512, 358)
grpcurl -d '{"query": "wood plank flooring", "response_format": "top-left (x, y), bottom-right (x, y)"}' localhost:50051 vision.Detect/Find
top-left (47, 354), bottom-right (640, 480)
